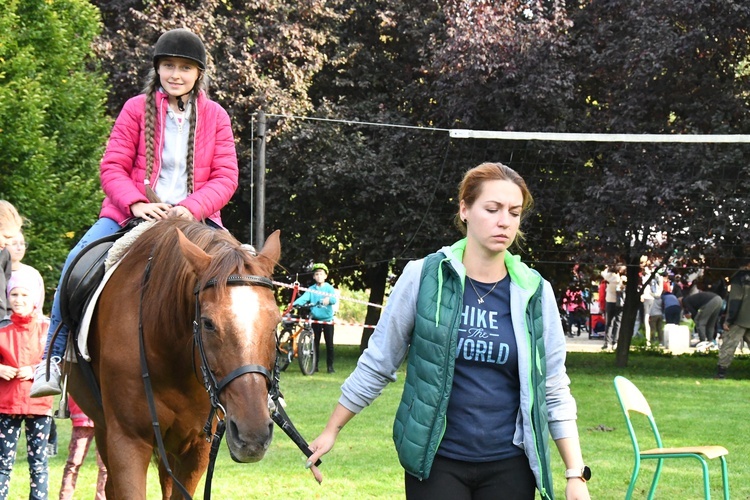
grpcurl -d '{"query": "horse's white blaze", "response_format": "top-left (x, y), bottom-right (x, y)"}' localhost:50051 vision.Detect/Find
top-left (230, 286), bottom-right (264, 345)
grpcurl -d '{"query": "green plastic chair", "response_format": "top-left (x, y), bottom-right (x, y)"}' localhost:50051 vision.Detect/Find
top-left (613, 376), bottom-right (729, 499)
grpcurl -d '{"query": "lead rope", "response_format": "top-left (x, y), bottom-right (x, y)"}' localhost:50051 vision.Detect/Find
top-left (138, 254), bottom-right (194, 500)
top-left (203, 419), bottom-right (226, 499)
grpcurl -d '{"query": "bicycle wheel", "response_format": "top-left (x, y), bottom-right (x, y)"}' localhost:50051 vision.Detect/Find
top-left (276, 327), bottom-right (294, 372)
top-left (297, 328), bottom-right (317, 376)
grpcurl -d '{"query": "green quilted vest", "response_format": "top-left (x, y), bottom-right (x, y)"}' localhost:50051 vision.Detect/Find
top-left (392, 252), bottom-right (462, 479)
top-left (391, 248), bottom-right (554, 498)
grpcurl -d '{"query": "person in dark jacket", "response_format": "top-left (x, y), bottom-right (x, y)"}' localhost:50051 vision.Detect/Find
top-left (306, 163), bottom-right (590, 500)
top-left (716, 263), bottom-right (750, 379)
top-left (681, 291), bottom-right (722, 342)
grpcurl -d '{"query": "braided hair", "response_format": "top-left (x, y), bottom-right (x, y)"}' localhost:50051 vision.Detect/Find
top-left (141, 66), bottom-right (209, 195)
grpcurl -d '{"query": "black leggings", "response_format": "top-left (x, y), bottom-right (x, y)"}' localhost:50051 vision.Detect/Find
top-left (404, 453), bottom-right (536, 500)
top-left (311, 322), bottom-right (334, 369)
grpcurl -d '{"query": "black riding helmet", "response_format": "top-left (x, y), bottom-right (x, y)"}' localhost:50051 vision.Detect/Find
top-left (152, 28), bottom-right (206, 71)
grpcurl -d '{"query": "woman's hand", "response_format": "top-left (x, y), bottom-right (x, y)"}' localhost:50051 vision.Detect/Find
top-left (306, 430), bottom-right (338, 484)
top-left (304, 403), bottom-right (356, 485)
top-left (131, 202), bottom-right (173, 221)
top-left (565, 478), bottom-right (591, 500)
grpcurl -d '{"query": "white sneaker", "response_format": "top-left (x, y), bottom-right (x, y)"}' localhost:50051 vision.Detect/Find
top-left (30, 358), bottom-right (62, 397)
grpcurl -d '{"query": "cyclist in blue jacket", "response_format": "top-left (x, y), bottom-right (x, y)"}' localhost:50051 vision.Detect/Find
top-left (294, 263), bottom-right (338, 373)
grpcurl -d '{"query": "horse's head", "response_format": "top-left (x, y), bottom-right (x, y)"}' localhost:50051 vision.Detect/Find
top-left (177, 225), bottom-right (282, 463)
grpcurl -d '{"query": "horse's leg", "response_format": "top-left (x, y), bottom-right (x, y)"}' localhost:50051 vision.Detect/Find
top-left (157, 463), bottom-right (172, 500)
top-left (102, 422), bottom-right (153, 500)
top-left (158, 439), bottom-right (211, 500)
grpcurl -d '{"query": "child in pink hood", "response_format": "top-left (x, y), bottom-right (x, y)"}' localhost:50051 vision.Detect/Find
top-left (0, 266), bottom-right (53, 499)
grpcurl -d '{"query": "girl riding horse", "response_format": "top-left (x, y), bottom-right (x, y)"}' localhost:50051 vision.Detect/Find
top-left (32, 28), bottom-right (238, 397)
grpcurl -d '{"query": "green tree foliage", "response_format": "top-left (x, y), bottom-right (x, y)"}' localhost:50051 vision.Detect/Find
top-left (0, 0), bottom-right (110, 305)
top-left (560, 0), bottom-right (750, 364)
top-left (85, 0), bottom-right (750, 362)
top-left (262, 1), bottom-right (457, 346)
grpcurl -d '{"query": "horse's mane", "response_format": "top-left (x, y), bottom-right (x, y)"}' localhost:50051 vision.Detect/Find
top-left (120, 219), bottom-right (269, 337)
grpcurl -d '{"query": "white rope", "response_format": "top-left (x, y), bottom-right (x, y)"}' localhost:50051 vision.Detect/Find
top-left (272, 280), bottom-right (384, 310)
top-left (450, 129), bottom-right (750, 143)
top-left (282, 316), bottom-right (379, 329)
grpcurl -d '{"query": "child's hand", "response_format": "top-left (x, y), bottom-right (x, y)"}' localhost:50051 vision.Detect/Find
top-left (131, 202), bottom-right (173, 221)
top-left (167, 206), bottom-right (195, 220)
top-left (16, 365), bottom-right (33, 381)
top-left (0, 364), bottom-right (18, 381)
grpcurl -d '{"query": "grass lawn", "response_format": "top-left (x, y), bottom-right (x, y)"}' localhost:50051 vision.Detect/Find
top-left (9, 346), bottom-right (750, 499)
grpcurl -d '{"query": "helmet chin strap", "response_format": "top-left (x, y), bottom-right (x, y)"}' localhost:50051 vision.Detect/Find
top-left (176, 85), bottom-right (198, 112)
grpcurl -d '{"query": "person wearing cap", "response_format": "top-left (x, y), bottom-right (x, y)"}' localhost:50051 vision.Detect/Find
top-left (31, 28), bottom-right (239, 397)
top-left (294, 263), bottom-right (338, 373)
top-left (0, 266), bottom-right (54, 499)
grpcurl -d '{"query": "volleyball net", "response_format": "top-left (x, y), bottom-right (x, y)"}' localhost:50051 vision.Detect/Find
top-left (261, 115), bottom-right (750, 286)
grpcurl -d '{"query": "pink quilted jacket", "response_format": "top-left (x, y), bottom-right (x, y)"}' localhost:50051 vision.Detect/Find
top-left (99, 90), bottom-right (238, 226)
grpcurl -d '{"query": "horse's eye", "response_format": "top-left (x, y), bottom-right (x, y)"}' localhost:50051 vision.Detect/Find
top-left (201, 318), bottom-right (216, 332)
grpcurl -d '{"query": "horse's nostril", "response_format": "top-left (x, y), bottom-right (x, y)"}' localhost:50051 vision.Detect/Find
top-left (228, 418), bottom-right (242, 443)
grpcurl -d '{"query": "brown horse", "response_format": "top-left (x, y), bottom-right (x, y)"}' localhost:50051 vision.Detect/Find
top-left (67, 219), bottom-right (281, 499)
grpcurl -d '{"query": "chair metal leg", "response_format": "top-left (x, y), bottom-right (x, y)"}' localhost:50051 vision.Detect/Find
top-left (626, 456), bottom-right (641, 500)
top-left (720, 456), bottom-right (729, 500)
top-left (699, 458), bottom-right (710, 499)
top-left (646, 458), bottom-right (664, 500)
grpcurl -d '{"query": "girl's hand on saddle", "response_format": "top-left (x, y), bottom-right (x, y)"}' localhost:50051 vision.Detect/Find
top-left (167, 205), bottom-right (195, 221)
top-left (131, 202), bottom-right (173, 221)
top-left (16, 365), bottom-right (33, 381)
top-left (0, 364), bottom-right (18, 381)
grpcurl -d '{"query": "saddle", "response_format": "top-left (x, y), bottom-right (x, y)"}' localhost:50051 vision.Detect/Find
top-left (55, 218), bottom-right (146, 410)
top-left (59, 219), bottom-right (144, 332)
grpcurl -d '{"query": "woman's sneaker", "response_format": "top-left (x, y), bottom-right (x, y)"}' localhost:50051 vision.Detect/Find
top-left (30, 357), bottom-right (62, 397)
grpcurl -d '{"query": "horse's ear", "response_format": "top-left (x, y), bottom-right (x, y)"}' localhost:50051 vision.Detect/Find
top-left (257, 230), bottom-right (281, 275)
top-left (176, 228), bottom-right (212, 275)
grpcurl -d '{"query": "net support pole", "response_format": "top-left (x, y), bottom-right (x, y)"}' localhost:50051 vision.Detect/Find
top-left (254, 111), bottom-right (267, 250)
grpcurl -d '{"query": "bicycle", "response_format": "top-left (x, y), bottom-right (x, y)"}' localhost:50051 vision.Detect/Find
top-left (276, 304), bottom-right (317, 376)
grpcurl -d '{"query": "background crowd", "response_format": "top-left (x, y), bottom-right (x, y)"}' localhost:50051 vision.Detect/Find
top-left (559, 258), bottom-right (750, 378)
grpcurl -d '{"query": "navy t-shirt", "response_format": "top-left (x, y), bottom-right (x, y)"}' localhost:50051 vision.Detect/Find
top-left (437, 275), bottom-right (523, 462)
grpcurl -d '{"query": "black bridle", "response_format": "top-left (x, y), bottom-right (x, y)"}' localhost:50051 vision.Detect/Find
top-left (193, 274), bottom-right (277, 498)
top-left (139, 258), bottom-right (275, 500)
top-left (194, 274), bottom-right (276, 429)
top-left (139, 257), bottom-right (320, 500)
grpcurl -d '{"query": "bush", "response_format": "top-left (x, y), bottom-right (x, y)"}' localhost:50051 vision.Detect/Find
top-left (335, 285), bottom-right (369, 324)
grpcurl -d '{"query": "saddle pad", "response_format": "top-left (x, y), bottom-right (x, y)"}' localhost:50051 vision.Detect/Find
top-left (74, 258), bottom-right (124, 362)
top-left (105, 220), bottom-right (155, 271)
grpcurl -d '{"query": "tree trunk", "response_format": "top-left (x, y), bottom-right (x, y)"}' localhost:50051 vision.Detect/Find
top-left (360, 261), bottom-right (389, 353)
top-left (615, 255), bottom-right (643, 367)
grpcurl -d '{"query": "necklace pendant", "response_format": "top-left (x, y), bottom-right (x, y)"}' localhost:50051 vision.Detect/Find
top-left (477, 297), bottom-right (484, 304)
